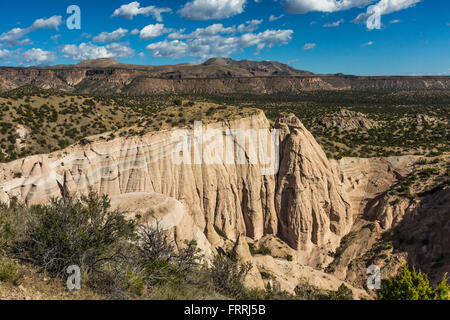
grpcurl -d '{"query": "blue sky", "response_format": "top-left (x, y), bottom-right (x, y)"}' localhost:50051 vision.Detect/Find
top-left (0, 0), bottom-right (448, 75)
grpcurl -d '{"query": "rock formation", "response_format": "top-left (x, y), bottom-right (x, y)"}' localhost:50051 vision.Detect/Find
top-left (2, 108), bottom-right (446, 296)
top-left (314, 108), bottom-right (378, 131)
top-left (275, 115), bottom-right (352, 266)
top-left (0, 110), bottom-right (352, 268)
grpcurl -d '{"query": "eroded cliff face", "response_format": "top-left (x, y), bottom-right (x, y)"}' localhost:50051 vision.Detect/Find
top-left (326, 156), bottom-right (450, 287)
top-left (0, 111), bottom-right (352, 267)
top-left (1, 65), bottom-right (449, 94)
top-left (275, 115), bottom-right (352, 266)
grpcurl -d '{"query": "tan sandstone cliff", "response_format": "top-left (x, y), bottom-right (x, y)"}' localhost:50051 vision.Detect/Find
top-left (0, 111), bottom-right (352, 270)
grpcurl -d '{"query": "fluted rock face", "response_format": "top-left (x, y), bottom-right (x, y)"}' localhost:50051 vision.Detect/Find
top-left (275, 115), bottom-right (352, 265)
top-left (0, 111), bottom-right (353, 266)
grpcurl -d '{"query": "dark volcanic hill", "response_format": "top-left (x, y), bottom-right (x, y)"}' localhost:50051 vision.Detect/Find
top-left (0, 58), bottom-right (449, 95)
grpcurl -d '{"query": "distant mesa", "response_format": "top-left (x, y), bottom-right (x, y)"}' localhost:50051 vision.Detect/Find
top-left (0, 57), bottom-right (449, 94)
top-left (75, 58), bottom-right (123, 68)
top-left (41, 57), bottom-right (313, 76)
top-left (201, 57), bottom-right (314, 76)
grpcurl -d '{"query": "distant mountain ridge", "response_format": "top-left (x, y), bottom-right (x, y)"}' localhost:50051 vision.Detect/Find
top-left (0, 58), bottom-right (449, 94)
top-left (49, 57), bottom-right (313, 76)
top-left (200, 57), bottom-right (312, 76)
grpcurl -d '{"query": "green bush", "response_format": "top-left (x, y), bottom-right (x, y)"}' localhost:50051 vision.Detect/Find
top-left (0, 258), bottom-right (23, 286)
top-left (136, 223), bottom-right (181, 286)
top-left (377, 265), bottom-right (449, 300)
top-left (137, 224), bottom-right (204, 290)
top-left (248, 243), bottom-right (272, 256)
top-left (294, 282), bottom-right (330, 300)
top-left (329, 284), bottom-right (354, 300)
top-left (209, 255), bottom-right (252, 299)
top-left (15, 191), bottom-right (136, 277)
top-left (0, 202), bottom-right (28, 251)
top-left (124, 269), bottom-right (146, 296)
top-left (175, 240), bottom-right (204, 274)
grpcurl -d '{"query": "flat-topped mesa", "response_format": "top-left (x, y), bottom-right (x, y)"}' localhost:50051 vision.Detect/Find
top-left (1, 58), bottom-right (449, 94)
top-left (0, 110), bottom-right (353, 266)
top-left (74, 58), bottom-right (124, 68)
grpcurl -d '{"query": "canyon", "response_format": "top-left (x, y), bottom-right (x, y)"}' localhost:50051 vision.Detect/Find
top-left (1, 106), bottom-right (447, 298)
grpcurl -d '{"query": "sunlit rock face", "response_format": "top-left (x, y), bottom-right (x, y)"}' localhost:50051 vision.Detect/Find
top-left (0, 111), bottom-right (352, 266)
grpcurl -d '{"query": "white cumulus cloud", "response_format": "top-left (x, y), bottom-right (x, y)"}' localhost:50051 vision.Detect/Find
top-left (168, 21), bottom-right (262, 40)
top-left (112, 1), bottom-right (172, 22)
top-left (31, 16), bottom-right (62, 30)
top-left (0, 15), bottom-right (62, 46)
top-left (146, 40), bottom-right (189, 59)
top-left (61, 43), bottom-right (135, 61)
top-left (303, 43), bottom-right (316, 50)
top-left (269, 14), bottom-right (284, 22)
top-left (0, 49), bottom-right (12, 60)
top-left (284, 0), bottom-right (374, 14)
top-left (20, 48), bottom-right (57, 66)
top-left (168, 24), bottom-right (235, 39)
top-left (237, 19), bottom-right (263, 33)
top-left (147, 28), bottom-right (293, 60)
top-left (93, 28), bottom-right (128, 43)
top-left (179, 0), bottom-right (247, 20)
top-left (140, 24), bottom-right (172, 40)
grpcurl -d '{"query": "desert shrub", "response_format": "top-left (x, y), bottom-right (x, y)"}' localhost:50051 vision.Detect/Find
top-left (377, 265), bottom-right (449, 300)
top-left (146, 275), bottom-right (216, 300)
top-left (136, 224), bottom-right (180, 286)
top-left (0, 202), bottom-right (28, 251)
top-left (0, 258), bottom-right (23, 286)
top-left (294, 282), bottom-right (354, 300)
top-left (14, 192), bottom-right (136, 278)
top-left (248, 243), bottom-right (272, 256)
top-left (13, 172), bottom-right (22, 179)
top-left (137, 225), bottom-right (204, 289)
top-left (329, 284), bottom-right (354, 300)
top-left (209, 255), bottom-right (252, 299)
top-left (141, 259), bottom-right (185, 287)
top-left (137, 223), bottom-right (175, 263)
top-left (175, 240), bottom-right (204, 274)
top-left (333, 232), bottom-right (356, 258)
top-left (58, 139), bottom-right (69, 149)
top-left (0, 205), bottom-right (14, 250)
top-left (294, 282), bottom-right (330, 300)
top-left (243, 284), bottom-right (297, 300)
top-left (123, 267), bottom-right (146, 297)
